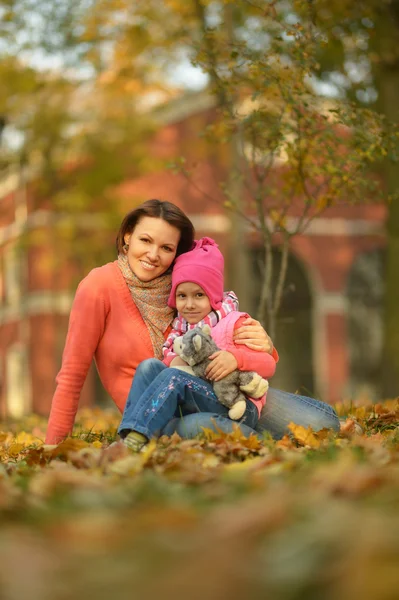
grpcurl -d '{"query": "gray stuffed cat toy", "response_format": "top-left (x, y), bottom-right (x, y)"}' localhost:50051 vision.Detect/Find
top-left (173, 324), bottom-right (268, 420)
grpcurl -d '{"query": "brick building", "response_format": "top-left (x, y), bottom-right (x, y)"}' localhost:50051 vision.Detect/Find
top-left (0, 92), bottom-right (386, 418)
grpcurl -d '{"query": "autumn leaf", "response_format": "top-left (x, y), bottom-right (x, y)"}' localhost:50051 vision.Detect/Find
top-left (6, 443), bottom-right (25, 457)
top-left (24, 447), bottom-right (51, 467)
top-left (47, 438), bottom-right (90, 461)
top-left (354, 406), bottom-right (367, 421)
top-left (339, 418), bottom-right (364, 438)
top-left (0, 399), bottom-right (396, 600)
top-left (107, 455), bottom-right (144, 477)
top-left (200, 426), bottom-right (225, 442)
top-left (287, 422), bottom-right (321, 448)
top-left (276, 434), bottom-right (296, 450)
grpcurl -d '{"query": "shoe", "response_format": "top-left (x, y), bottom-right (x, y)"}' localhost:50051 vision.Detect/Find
top-left (123, 431), bottom-right (148, 452)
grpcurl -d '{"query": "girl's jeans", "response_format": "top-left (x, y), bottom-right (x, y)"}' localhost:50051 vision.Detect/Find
top-left (118, 359), bottom-right (259, 440)
top-left (118, 359), bottom-right (340, 440)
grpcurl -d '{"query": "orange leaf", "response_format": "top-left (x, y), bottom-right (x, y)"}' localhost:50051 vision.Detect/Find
top-left (276, 434), bottom-right (295, 449)
top-left (339, 418), bottom-right (363, 437)
top-left (288, 422), bottom-right (321, 448)
top-left (48, 438), bottom-right (89, 460)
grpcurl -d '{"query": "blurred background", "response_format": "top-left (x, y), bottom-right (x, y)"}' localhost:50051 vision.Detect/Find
top-left (1, 0), bottom-right (398, 420)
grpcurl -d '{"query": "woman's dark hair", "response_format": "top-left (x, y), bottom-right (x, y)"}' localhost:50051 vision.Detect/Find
top-left (116, 199), bottom-right (195, 257)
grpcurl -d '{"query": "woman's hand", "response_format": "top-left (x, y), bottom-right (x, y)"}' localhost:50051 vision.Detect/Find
top-left (232, 317), bottom-right (273, 353)
top-left (205, 351), bottom-right (238, 381)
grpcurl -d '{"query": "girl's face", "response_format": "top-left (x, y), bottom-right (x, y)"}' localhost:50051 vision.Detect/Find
top-left (124, 216), bottom-right (180, 281)
top-left (175, 282), bottom-right (212, 323)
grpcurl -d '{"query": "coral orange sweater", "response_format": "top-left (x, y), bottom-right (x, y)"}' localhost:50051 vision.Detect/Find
top-left (46, 262), bottom-right (160, 444)
top-left (46, 261), bottom-right (278, 444)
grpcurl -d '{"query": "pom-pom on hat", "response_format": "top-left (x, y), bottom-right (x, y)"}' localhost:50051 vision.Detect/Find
top-left (168, 237), bottom-right (224, 310)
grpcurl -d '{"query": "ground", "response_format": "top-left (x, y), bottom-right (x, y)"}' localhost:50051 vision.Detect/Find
top-left (0, 400), bottom-right (398, 600)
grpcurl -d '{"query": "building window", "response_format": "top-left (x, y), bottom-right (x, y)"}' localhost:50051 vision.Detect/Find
top-left (6, 343), bottom-right (30, 418)
top-left (346, 248), bottom-right (385, 400)
top-left (250, 247), bottom-right (314, 395)
top-left (0, 253), bottom-right (3, 305)
top-left (4, 244), bottom-right (22, 306)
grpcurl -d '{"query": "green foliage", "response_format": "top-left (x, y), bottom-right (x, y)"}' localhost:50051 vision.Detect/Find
top-left (306, 0), bottom-right (399, 395)
top-left (0, 0), bottom-right (158, 271)
top-left (3, 0), bottom-right (399, 340)
top-left (141, 1), bottom-right (399, 333)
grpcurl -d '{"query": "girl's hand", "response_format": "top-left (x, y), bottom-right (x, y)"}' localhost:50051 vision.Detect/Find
top-left (233, 317), bottom-right (273, 353)
top-left (205, 351), bottom-right (238, 381)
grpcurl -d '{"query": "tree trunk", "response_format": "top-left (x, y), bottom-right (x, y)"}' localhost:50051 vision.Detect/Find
top-left (224, 4), bottom-right (252, 312)
top-left (379, 72), bottom-right (399, 397)
top-left (373, 3), bottom-right (399, 396)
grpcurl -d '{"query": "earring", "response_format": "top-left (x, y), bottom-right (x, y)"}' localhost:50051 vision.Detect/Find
top-left (123, 243), bottom-right (129, 252)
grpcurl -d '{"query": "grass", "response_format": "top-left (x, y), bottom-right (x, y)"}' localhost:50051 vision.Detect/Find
top-left (0, 400), bottom-right (398, 600)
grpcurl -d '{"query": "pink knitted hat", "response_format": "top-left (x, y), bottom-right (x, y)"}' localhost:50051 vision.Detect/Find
top-left (168, 237), bottom-right (224, 310)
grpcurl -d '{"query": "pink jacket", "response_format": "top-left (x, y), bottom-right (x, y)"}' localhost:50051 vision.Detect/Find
top-left (165, 311), bottom-right (278, 415)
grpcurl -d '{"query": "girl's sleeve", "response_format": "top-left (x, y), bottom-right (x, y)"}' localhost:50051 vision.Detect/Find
top-left (219, 291), bottom-right (239, 316)
top-left (162, 329), bottom-right (180, 366)
top-left (230, 316), bottom-right (278, 378)
top-left (224, 290), bottom-right (239, 309)
top-left (45, 273), bottom-right (109, 444)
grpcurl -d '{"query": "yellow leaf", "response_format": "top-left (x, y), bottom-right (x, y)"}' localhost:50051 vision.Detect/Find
top-left (316, 195), bottom-right (328, 210)
top-left (49, 438), bottom-right (89, 460)
top-left (107, 455), bottom-right (142, 476)
top-left (200, 427), bottom-right (222, 441)
top-left (14, 431), bottom-right (42, 446)
top-left (140, 439), bottom-right (157, 464)
top-left (354, 406), bottom-right (367, 421)
top-left (200, 453), bottom-right (219, 468)
top-left (223, 455), bottom-right (265, 473)
top-left (7, 443), bottom-right (25, 456)
top-left (269, 209), bottom-right (286, 228)
top-left (242, 433), bottom-right (264, 451)
top-left (288, 422), bottom-right (321, 448)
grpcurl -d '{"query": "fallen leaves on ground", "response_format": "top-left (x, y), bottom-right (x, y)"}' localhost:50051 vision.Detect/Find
top-left (0, 400), bottom-right (397, 600)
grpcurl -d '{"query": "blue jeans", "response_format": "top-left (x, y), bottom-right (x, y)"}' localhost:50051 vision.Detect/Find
top-left (119, 358), bottom-right (340, 440)
top-left (118, 359), bottom-right (259, 439)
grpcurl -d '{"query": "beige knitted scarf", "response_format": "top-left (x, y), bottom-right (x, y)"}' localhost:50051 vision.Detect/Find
top-left (117, 253), bottom-right (174, 358)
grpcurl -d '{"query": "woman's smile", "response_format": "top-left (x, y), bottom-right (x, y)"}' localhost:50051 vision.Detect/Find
top-left (140, 260), bottom-right (158, 271)
top-left (124, 216), bottom-right (180, 281)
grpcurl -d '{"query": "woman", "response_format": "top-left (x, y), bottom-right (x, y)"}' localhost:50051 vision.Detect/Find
top-left (46, 199), bottom-right (339, 444)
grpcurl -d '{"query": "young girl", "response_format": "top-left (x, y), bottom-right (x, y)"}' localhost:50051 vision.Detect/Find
top-left (118, 237), bottom-right (279, 451)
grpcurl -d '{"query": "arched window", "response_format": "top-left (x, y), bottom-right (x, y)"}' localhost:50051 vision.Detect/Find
top-left (346, 248), bottom-right (385, 400)
top-left (3, 244), bottom-right (22, 306)
top-left (250, 247), bottom-right (314, 395)
top-left (6, 343), bottom-right (30, 418)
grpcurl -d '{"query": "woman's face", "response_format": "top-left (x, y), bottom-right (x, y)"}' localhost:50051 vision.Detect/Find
top-left (124, 216), bottom-right (181, 281)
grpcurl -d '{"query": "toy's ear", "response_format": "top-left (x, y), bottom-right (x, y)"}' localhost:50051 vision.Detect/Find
top-left (193, 334), bottom-right (202, 352)
top-left (202, 324), bottom-right (212, 337)
top-left (173, 337), bottom-right (183, 355)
